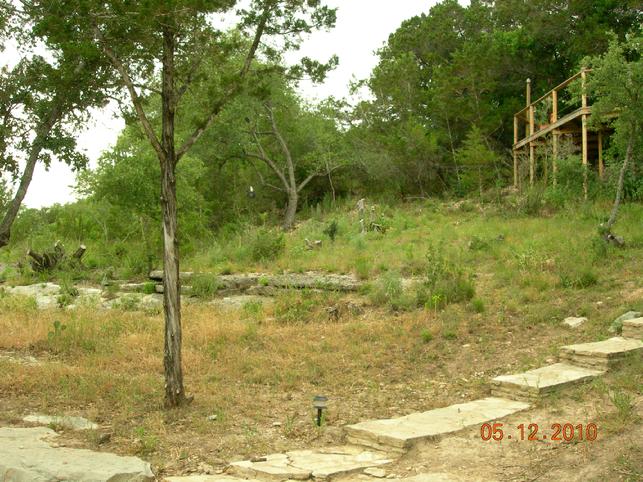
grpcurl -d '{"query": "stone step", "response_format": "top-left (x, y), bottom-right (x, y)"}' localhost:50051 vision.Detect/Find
top-left (490, 363), bottom-right (603, 401)
top-left (230, 446), bottom-right (393, 481)
top-left (622, 317), bottom-right (643, 340)
top-left (344, 398), bottom-right (530, 454)
top-left (559, 337), bottom-right (643, 370)
top-left (0, 427), bottom-right (153, 481)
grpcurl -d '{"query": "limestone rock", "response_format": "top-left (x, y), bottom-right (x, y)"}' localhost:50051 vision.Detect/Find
top-left (231, 446), bottom-right (392, 480)
top-left (559, 337), bottom-right (643, 370)
top-left (610, 311), bottom-right (642, 334)
top-left (23, 414), bottom-right (99, 431)
top-left (0, 427), bottom-right (154, 481)
top-left (364, 467), bottom-right (388, 478)
top-left (491, 363), bottom-right (603, 401)
top-left (562, 317), bottom-right (587, 329)
top-left (345, 398), bottom-right (530, 453)
top-left (622, 317), bottom-right (643, 340)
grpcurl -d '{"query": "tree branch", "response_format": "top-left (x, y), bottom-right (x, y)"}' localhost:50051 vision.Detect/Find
top-left (265, 103), bottom-right (296, 188)
top-left (176, 3), bottom-right (272, 161)
top-left (93, 26), bottom-right (165, 162)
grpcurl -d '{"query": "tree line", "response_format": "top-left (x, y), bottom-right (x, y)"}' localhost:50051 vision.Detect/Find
top-left (0, 0), bottom-right (640, 407)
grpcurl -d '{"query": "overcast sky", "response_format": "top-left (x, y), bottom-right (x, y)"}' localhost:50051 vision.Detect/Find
top-left (7, 0), bottom-right (442, 208)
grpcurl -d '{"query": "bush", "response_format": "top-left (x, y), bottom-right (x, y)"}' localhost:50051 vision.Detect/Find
top-left (369, 271), bottom-right (415, 312)
top-left (250, 228), bottom-right (286, 262)
top-left (190, 273), bottom-right (220, 298)
top-left (559, 268), bottom-right (598, 289)
top-left (423, 244), bottom-right (475, 307)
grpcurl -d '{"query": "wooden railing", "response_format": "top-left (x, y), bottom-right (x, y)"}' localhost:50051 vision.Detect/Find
top-left (513, 69), bottom-right (591, 147)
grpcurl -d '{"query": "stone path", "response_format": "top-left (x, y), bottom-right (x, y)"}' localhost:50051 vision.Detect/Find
top-left (0, 427), bottom-right (153, 481)
top-left (558, 336), bottom-right (643, 370)
top-left (490, 363), bottom-right (603, 401)
top-left (23, 414), bottom-right (99, 431)
top-left (622, 317), bottom-right (642, 340)
top-left (169, 324), bottom-right (642, 481)
top-left (1, 311), bottom-right (640, 481)
top-left (344, 398), bottom-right (530, 453)
top-left (231, 446), bottom-right (393, 480)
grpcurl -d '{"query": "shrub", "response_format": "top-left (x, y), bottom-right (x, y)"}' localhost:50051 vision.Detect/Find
top-left (369, 271), bottom-right (415, 312)
top-left (423, 244), bottom-right (475, 307)
top-left (471, 298), bottom-right (486, 313)
top-left (323, 220), bottom-right (339, 242)
top-left (354, 257), bottom-right (372, 280)
top-left (420, 329), bottom-right (433, 343)
top-left (559, 268), bottom-right (598, 289)
top-left (250, 228), bottom-right (286, 262)
top-left (191, 274), bottom-right (220, 299)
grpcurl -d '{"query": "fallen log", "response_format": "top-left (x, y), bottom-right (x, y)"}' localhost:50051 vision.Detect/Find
top-left (27, 241), bottom-right (87, 272)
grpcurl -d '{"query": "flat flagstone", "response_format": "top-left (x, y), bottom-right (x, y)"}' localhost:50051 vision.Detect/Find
top-left (165, 477), bottom-right (261, 482)
top-left (490, 363), bottom-right (603, 401)
top-left (231, 446), bottom-right (392, 480)
top-left (344, 398), bottom-right (530, 453)
top-left (23, 414), bottom-right (99, 431)
top-left (559, 337), bottom-right (643, 370)
top-left (622, 317), bottom-right (643, 340)
top-left (0, 427), bottom-right (153, 481)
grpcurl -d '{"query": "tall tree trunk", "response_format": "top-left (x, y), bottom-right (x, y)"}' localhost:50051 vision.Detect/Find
top-left (283, 189), bottom-right (298, 231)
top-left (605, 126), bottom-right (636, 231)
top-left (0, 103), bottom-right (63, 248)
top-left (160, 26), bottom-right (186, 408)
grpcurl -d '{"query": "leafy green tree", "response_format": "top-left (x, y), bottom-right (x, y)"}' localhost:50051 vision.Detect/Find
top-left (0, 4), bottom-right (111, 247)
top-left (353, 0), bottom-right (640, 196)
top-left (584, 34), bottom-right (642, 234)
top-left (25, 0), bottom-right (336, 406)
top-left (243, 85), bottom-right (344, 229)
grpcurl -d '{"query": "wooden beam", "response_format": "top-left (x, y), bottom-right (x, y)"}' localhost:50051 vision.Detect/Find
top-left (581, 69), bottom-right (588, 108)
top-left (514, 107), bottom-right (590, 150)
top-left (528, 101), bottom-right (535, 186)
top-left (525, 79), bottom-right (531, 138)
top-left (552, 131), bottom-right (558, 187)
top-left (581, 68), bottom-right (588, 197)
top-left (582, 113), bottom-right (589, 200)
top-left (551, 90), bottom-right (558, 122)
top-left (513, 116), bottom-right (519, 188)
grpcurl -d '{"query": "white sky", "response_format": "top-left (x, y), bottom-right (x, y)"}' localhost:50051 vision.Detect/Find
top-left (4, 0), bottom-right (441, 208)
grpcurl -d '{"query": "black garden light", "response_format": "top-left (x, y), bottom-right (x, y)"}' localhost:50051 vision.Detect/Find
top-left (313, 395), bottom-right (328, 427)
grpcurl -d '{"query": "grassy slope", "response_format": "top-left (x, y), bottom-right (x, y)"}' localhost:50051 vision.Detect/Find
top-left (0, 198), bottom-right (641, 475)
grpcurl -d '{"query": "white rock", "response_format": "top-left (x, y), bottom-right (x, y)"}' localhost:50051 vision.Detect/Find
top-left (364, 467), bottom-right (387, 478)
top-left (0, 427), bottom-right (154, 481)
top-left (562, 317), bottom-right (587, 329)
top-left (23, 414), bottom-right (99, 431)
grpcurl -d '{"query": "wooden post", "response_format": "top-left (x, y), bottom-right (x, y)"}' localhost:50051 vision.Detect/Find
top-left (529, 103), bottom-right (535, 186)
top-left (581, 69), bottom-right (589, 200)
top-left (552, 132), bottom-right (558, 187)
top-left (551, 89), bottom-right (559, 187)
top-left (525, 79), bottom-right (532, 139)
top-left (598, 130), bottom-right (604, 180)
top-left (551, 90), bottom-right (558, 123)
top-left (513, 116), bottom-right (519, 188)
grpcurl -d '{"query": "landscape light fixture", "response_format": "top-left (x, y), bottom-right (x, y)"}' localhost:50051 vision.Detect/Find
top-left (313, 395), bottom-right (328, 427)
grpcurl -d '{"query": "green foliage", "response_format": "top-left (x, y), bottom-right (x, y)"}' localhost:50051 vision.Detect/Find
top-left (421, 243), bottom-right (475, 308)
top-left (323, 220), bottom-right (339, 242)
top-left (57, 279), bottom-right (79, 309)
top-left (558, 268), bottom-right (598, 289)
top-left (420, 329), bottom-right (433, 344)
top-left (250, 228), bottom-right (286, 262)
top-left (369, 271), bottom-right (414, 312)
top-left (190, 274), bottom-right (220, 299)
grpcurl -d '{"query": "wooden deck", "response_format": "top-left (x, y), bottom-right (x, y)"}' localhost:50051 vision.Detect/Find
top-left (512, 69), bottom-right (609, 198)
top-left (513, 107), bottom-right (590, 150)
